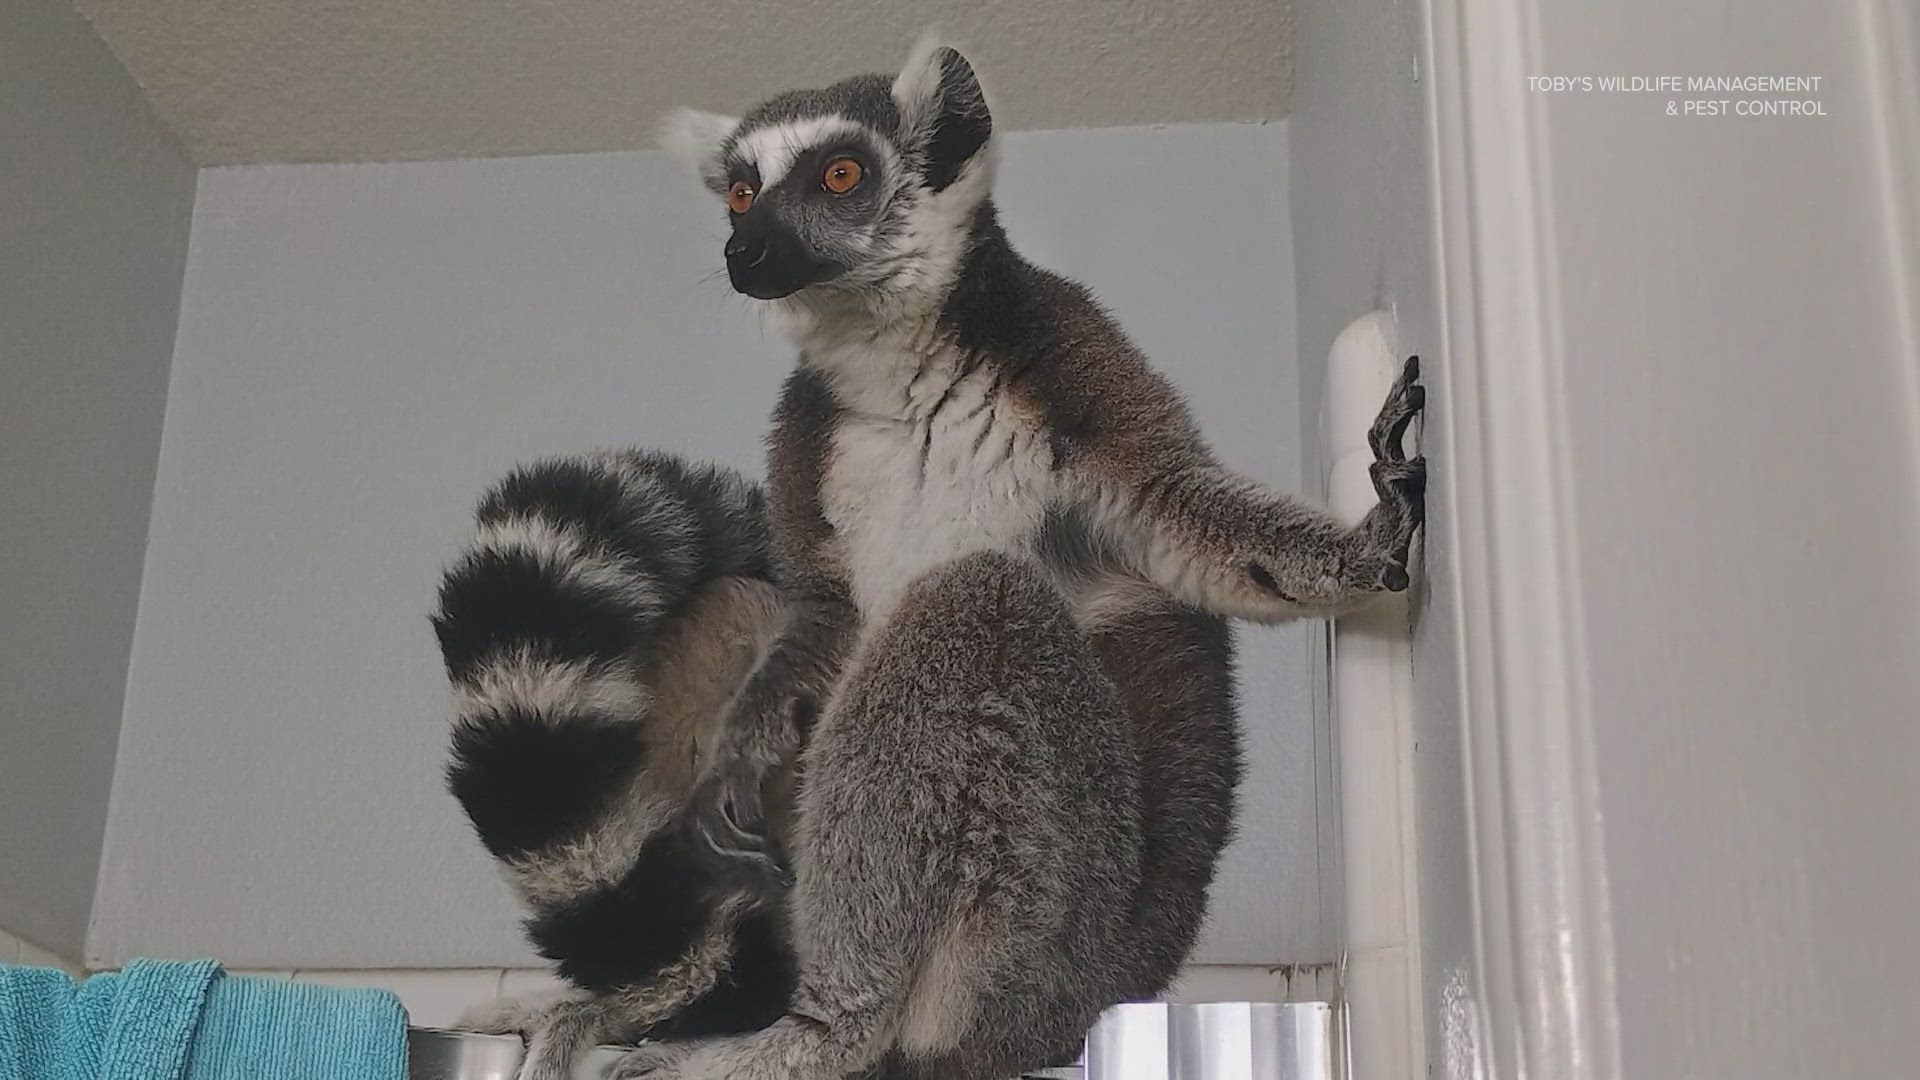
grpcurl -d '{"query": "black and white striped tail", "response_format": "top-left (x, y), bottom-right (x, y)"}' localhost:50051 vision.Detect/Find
top-left (432, 449), bottom-right (779, 998)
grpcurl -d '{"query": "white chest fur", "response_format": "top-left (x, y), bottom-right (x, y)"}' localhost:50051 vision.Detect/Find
top-left (814, 344), bottom-right (1056, 616)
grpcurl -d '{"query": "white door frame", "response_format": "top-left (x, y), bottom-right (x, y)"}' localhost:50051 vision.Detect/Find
top-left (1416, 0), bottom-right (1920, 1075)
top-left (1418, 0), bottom-right (1624, 1076)
top-left (1348, 0), bottom-right (1920, 1076)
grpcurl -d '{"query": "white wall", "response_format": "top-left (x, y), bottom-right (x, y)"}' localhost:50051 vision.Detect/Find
top-left (0, 0), bottom-right (197, 962)
top-left (91, 122), bottom-right (1336, 970)
top-left (1534, 3), bottom-right (1920, 1075)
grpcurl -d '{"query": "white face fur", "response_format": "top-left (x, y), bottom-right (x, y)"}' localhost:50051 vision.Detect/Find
top-left (658, 38), bottom-right (998, 314)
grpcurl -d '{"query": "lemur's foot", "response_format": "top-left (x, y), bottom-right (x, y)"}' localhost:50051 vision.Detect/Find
top-left (1368, 355), bottom-right (1425, 464)
top-left (452, 989), bottom-right (579, 1037)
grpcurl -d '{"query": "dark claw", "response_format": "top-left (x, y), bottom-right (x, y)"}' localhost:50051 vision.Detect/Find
top-left (1382, 564), bottom-right (1410, 592)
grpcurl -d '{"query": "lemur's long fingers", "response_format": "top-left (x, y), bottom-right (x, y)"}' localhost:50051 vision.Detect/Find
top-left (1365, 454), bottom-right (1426, 594)
top-left (1367, 356), bottom-right (1425, 463)
top-left (1399, 456), bottom-right (1428, 523)
top-left (1379, 392), bottom-right (1423, 460)
top-left (1369, 457), bottom-right (1427, 523)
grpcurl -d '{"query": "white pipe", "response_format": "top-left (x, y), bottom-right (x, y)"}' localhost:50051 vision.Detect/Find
top-left (1323, 311), bottom-right (1424, 1080)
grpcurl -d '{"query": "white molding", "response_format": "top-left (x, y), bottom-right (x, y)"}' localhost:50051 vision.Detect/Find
top-left (1324, 311), bottom-right (1424, 1080)
top-left (1420, 1), bottom-right (1622, 1078)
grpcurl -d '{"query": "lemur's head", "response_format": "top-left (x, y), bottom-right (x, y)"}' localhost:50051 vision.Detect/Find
top-left (661, 38), bottom-right (994, 304)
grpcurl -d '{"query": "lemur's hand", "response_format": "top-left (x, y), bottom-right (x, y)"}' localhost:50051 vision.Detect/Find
top-left (1241, 355), bottom-right (1426, 608)
top-left (689, 764), bottom-right (767, 853)
top-left (1364, 355), bottom-right (1427, 589)
top-left (686, 691), bottom-right (813, 886)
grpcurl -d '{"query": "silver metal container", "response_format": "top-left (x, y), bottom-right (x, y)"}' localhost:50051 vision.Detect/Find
top-left (1084, 1003), bottom-right (1337, 1080)
top-left (406, 1027), bottom-right (631, 1080)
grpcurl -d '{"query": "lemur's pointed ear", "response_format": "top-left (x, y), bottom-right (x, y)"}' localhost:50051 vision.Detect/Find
top-left (658, 108), bottom-right (740, 194)
top-left (892, 37), bottom-right (992, 191)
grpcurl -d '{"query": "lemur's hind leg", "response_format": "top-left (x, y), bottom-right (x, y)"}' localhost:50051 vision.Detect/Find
top-left (611, 552), bottom-right (1141, 1080)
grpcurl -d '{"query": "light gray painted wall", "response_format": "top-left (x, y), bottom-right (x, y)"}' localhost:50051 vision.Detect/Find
top-left (93, 122), bottom-right (1334, 969)
top-left (1536, 4), bottom-right (1920, 1074)
top-left (1289, 0), bottom-right (1472, 1072)
top-left (0, 0), bottom-right (197, 961)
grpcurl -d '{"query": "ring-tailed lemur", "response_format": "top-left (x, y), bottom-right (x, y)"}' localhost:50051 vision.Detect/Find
top-left (432, 450), bottom-right (806, 1080)
top-left (583, 37), bottom-right (1429, 1080)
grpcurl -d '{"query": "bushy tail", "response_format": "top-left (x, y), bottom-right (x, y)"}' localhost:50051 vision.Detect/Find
top-left (432, 449), bottom-right (784, 1003)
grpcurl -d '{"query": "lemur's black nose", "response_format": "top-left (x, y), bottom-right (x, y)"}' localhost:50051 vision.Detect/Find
top-left (724, 217), bottom-right (840, 299)
top-left (724, 233), bottom-right (766, 267)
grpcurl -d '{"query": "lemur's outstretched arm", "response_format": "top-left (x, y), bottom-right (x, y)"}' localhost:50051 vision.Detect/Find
top-left (1069, 356), bottom-right (1426, 622)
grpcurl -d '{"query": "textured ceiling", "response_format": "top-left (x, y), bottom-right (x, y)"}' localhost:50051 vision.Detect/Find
top-left (68, 0), bottom-right (1294, 166)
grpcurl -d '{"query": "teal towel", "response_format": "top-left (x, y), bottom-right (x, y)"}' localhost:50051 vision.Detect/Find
top-left (0, 959), bottom-right (405, 1080)
top-left (184, 973), bottom-right (405, 1079)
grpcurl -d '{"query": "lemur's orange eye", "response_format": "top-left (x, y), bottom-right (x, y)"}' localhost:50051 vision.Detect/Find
top-left (727, 180), bottom-right (756, 214)
top-left (822, 157), bottom-right (864, 194)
